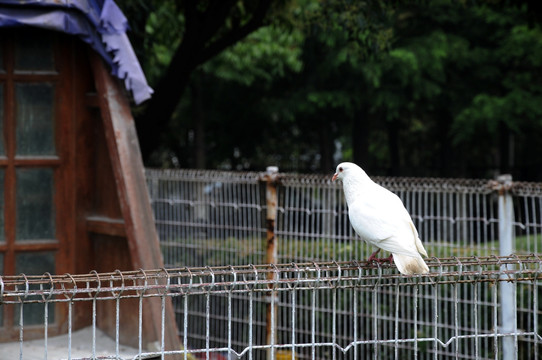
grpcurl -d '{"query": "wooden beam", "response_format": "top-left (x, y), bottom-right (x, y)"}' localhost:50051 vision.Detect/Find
top-left (86, 216), bottom-right (126, 237)
top-left (85, 92), bottom-right (100, 108)
top-left (89, 53), bottom-right (181, 355)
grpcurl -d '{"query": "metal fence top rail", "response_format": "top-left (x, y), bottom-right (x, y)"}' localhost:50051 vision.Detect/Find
top-left (1, 255), bottom-right (541, 304)
top-left (145, 168), bottom-right (542, 195)
top-left (146, 168), bottom-right (262, 183)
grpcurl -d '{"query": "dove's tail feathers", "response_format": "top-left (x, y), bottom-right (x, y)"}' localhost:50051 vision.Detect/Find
top-left (409, 222), bottom-right (428, 257)
top-left (392, 254), bottom-right (429, 275)
top-left (415, 237), bottom-right (428, 257)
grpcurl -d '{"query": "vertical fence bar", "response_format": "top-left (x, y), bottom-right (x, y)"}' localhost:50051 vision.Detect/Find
top-left (291, 285), bottom-right (296, 359)
top-left (44, 301), bottom-right (48, 360)
top-left (270, 274), bottom-right (276, 360)
top-left (19, 295), bottom-right (24, 360)
top-left (394, 284), bottom-right (400, 360)
top-left (353, 285), bottom-right (358, 360)
top-left (498, 283), bottom-right (502, 360)
top-left (454, 283), bottom-right (459, 360)
top-left (332, 286), bottom-right (337, 360)
top-left (372, 283), bottom-right (378, 360)
top-left (474, 281), bottom-right (479, 359)
top-left (92, 296), bottom-right (97, 359)
top-left (228, 267), bottom-right (235, 360)
top-left (139, 291), bottom-right (144, 360)
top-left (261, 166), bottom-right (279, 360)
top-left (183, 294), bottom-right (189, 360)
top-left (68, 300), bottom-right (72, 360)
top-left (433, 282), bottom-right (438, 360)
top-left (162, 293), bottom-right (167, 360)
top-left (497, 174), bottom-right (515, 360)
top-left (311, 268), bottom-right (318, 360)
top-left (249, 289), bottom-right (254, 360)
top-left (413, 284), bottom-right (418, 360)
top-left (115, 295), bottom-right (120, 359)
top-left (205, 291), bottom-right (210, 360)
top-left (534, 261), bottom-right (540, 360)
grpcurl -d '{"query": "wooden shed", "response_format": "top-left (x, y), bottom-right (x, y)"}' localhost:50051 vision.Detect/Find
top-left (0, 0), bottom-right (180, 352)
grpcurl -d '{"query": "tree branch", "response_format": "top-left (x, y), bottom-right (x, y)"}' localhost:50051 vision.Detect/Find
top-left (197, 0), bottom-right (272, 64)
top-left (136, 0), bottom-right (274, 162)
top-left (199, 0), bottom-right (238, 42)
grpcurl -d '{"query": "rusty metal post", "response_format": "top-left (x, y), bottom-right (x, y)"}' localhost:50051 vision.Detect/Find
top-left (261, 166), bottom-right (279, 360)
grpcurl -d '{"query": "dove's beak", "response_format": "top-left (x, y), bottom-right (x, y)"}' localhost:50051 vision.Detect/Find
top-left (332, 173), bottom-right (338, 182)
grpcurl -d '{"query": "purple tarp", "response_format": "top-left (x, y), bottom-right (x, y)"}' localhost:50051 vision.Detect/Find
top-left (0, 0), bottom-right (153, 105)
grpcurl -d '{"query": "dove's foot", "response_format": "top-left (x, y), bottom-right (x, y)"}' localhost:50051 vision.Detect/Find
top-left (374, 254), bottom-right (393, 264)
top-left (367, 251), bottom-right (393, 265)
top-left (367, 249), bottom-right (381, 263)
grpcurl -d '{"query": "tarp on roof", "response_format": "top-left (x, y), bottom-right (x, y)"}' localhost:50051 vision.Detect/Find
top-left (0, 0), bottom-right (153, 105)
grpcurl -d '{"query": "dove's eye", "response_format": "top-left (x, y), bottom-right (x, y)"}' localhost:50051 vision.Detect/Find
top-left (339, 167), bottom-right (343, 172)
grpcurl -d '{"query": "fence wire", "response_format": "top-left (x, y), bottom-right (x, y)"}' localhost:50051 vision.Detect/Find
top-left (147, 169), bottom-right (267, 268)
top-left (146, 170), bottom-right (541, 268)
top-left (0, 256), bottom-right (540, 359)
top-left (144, 169), bottom-right (542, 360)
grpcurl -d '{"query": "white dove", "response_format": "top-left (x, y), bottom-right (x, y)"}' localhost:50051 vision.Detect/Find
top-left (332, 162), bottom-right (429, 275)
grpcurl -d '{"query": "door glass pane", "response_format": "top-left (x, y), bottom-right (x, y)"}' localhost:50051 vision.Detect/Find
top-left (14, 252), bottom-right (55, 325)
top-left (0, 169), bottom-right (4, 242)
top-left (14, 32), bottom-right (54, 71)
top-left (0, 83), bottom-right (4, 155)
top-left (16, 83), bottom-right (55, 155)
top-left (16, 168), bottom-right (55, 241)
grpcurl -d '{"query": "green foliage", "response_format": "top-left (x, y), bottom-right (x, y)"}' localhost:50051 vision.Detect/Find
top-left (116, 0), bottom-right (184, 84)
top-left (202, 25), bottom-right (304, 86)
top-left (342, 1), bottom-right (542, 177)
top-left (453, 20), bottom-right (542, 144)
top-left (117, 0), bottom-right (542, 179)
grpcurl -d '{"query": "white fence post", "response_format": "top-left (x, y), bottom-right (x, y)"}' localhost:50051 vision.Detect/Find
top-left (497, 174), bottom-right (516, 360)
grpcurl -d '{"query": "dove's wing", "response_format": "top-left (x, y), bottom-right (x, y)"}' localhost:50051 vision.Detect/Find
top-left (348, 186), bottom-right (422, 258)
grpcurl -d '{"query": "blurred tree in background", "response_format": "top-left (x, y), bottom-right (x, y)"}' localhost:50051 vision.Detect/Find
top-left (117, 0), bottom-right (542, 181)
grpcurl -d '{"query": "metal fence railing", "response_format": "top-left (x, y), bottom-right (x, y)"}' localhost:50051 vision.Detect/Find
top-left (0, 256), bottom-right (540, 360)
top-left (146, 169), bottom-right (542, 267)
top-left (1, 169), bottom-right (542, 359)
top-left (144, 168), bottom-right (542, 359)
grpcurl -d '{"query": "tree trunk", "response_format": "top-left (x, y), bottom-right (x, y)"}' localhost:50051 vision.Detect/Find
top-left (352, 108), bottom-right (369, 167)
top-left (498, 121), bottom-right (512, 175)
top-left (437, 113), bottom-right (453, 177)
top-left (193, 76), bottom-right (206, 169)
top-left (135, 44), bottom-right (198, 163)
top-left (319, 119), bottom-right (333, 172)
top-left (387, 120), bottom-right (400, 176)
top-left (135, 0), bottom-right (273, 164)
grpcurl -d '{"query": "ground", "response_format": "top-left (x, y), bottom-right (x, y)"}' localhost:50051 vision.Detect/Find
top-left (0, 326), bottom-right (153, 360)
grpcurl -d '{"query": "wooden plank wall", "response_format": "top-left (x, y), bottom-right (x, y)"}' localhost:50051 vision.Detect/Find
top-left (90, 53), bottom-right (181, 354)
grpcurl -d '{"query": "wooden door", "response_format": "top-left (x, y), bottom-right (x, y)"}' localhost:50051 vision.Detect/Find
top-left (0, 29), bottom-right (73, 340)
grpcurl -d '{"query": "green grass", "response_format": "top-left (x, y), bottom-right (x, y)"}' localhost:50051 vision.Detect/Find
top-left (513, 234), bottom-right (542, 254)
top-left (423, 234), bottom-right (542, 258)
top-left (161, 234), bottom-right (542, 268)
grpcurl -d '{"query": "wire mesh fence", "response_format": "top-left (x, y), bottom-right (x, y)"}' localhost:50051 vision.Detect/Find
top-left (146, 170), bottom-right (538, 268)
top-left (144, 168), bottom-right (542, 359)
top-left (0, 256), bottom-right (540, 359)
top-left (1, 169), bottom-right (541, 359)
top-left (147, 169), bottom-right (267, 268)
